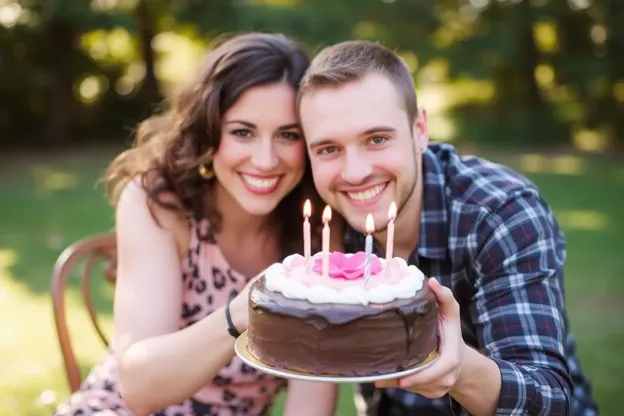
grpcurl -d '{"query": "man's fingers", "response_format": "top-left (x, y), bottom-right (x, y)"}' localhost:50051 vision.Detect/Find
top-left (428, 277), bottom-right (460, 318)
top-left (374, 378), bottom-right (398, 388)
top-left (395, 348), bottom-right (453, 389)
top-left (428, 277), bottom-right (452, 302)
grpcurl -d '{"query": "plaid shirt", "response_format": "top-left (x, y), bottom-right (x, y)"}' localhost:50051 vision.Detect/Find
top-left (344, 143), bottom-right (599, 416)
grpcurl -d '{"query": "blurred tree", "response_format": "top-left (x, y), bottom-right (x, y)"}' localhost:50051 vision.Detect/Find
top-left (0, 0), bottom-right (621, 150)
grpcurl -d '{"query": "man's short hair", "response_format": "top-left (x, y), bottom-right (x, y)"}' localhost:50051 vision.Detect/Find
top-left (298, 40), bottom-right (418, 123)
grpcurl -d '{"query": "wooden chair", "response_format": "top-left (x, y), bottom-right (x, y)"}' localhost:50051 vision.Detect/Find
top-left (51, 233), bottom-right (117, 392)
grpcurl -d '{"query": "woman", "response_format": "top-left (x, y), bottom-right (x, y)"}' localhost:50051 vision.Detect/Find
top-left (54, 32), bottom-right (338, 416)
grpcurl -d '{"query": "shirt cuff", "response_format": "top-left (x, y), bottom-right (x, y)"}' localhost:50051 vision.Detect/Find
top-left (491, 357), bottom-right (535, 415)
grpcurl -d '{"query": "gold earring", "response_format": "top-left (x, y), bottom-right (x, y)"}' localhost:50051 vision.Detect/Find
top-left (198, 163), bottom-right (215, 180)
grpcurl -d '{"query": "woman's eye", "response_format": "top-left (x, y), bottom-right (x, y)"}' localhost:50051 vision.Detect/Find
top-left (281, 131), bottom-right (302, 140)
top-left (231, 129), bottom-right (252, 138)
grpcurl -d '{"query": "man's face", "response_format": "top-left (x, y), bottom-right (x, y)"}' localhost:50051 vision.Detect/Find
top-left (299, 72), bottom-right (425, 233)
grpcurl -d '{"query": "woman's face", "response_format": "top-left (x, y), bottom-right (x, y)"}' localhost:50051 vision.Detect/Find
top-left (212, 82), bottom-right (306, 217)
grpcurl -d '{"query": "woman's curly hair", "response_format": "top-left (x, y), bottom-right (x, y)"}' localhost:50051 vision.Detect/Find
top-left (102, 32), bottom-right (324, 257)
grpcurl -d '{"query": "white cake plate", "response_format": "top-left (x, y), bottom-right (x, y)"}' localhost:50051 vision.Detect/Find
top-left (234, 331), bottom-right (439, 384)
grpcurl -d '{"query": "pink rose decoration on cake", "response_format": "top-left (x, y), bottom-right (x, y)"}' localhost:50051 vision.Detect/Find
top-left (312, 252), bottom-right (382, 280)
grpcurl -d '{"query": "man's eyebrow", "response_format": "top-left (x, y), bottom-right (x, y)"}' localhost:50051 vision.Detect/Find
top-left (309, 126), bottom-right (397, 149)
top-left (361, 125), bottom-right (396, 135)
top-left (308, 139), bottom-right (334, 149)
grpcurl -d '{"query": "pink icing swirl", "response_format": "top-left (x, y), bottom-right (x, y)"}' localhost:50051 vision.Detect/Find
top-left (283, 252), bottom-right (409, 291)
top-left (312, 252), bottom-right (382, 280)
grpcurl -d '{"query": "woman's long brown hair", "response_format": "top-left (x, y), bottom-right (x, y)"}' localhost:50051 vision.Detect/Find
top-left (102, 32), bottom-right (324, 257)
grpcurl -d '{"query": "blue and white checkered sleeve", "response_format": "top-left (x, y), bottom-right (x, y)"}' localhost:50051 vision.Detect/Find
top-left (470, 191), bottom-right (572, 415)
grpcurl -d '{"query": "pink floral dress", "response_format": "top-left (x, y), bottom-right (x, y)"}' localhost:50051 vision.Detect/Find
top-left (54, 218), bottom-right (286, 415)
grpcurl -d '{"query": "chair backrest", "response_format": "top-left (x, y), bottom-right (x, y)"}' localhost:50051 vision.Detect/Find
top-left (51, 233), bottom-right (117, 392)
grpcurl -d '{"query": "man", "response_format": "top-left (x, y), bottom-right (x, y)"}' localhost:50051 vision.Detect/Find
top-left (297, 40), bottom-right (599, 415)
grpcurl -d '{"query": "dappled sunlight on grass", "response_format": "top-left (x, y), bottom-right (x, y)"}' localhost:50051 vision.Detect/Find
top-left (29, 165), bottom-right (78, 197)
top-left (0, 258), bottom-right (112, 414)
top-left (518, 154), bottom-right (586, 175)
top-left (0, 248), bottom-right (17, 295)
top-left (572, 129), bottom-right (609, 153)
top-left (556, 210), bottom-right (609, 231)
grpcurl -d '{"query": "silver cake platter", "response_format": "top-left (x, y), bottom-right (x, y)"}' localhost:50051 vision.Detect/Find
top-left (234, 331), bottom-right (439, 384)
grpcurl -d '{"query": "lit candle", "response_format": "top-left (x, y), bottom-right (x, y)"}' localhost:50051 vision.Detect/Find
top-left (303, 199), bottom-right (312, 273)
top-left (364, 213), bottom-right (375, 287)
top-left (322, 205), bottom-right (332, 278)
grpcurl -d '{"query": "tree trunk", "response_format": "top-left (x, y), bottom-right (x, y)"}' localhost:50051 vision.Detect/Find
top-left (517, 0), bottom-right (543, 108)
top-left (136, 0), bottom-right (160, 104)
top-left (43, 20), bottom-right (75, 146)
top-left (603, 0), bottom-right (624, 150)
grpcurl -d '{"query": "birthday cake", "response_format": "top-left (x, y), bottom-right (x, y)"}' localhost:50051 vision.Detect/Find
top-left (246, 251), bottom-right (439, 376)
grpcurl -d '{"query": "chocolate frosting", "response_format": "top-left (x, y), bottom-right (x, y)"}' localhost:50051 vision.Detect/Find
top-left (247, 276), bottom-right (439, 376)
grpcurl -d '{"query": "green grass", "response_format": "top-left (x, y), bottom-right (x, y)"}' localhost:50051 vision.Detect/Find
top-left (0, 145), bottom-right (623, 415)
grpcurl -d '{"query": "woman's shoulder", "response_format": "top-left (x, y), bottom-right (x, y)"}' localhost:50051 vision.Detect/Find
top-left (115, 177), bottom-right (191, 259)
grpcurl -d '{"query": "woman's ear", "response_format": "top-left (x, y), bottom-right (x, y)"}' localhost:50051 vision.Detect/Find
top-left (414, 107), bottom-right (429, 153)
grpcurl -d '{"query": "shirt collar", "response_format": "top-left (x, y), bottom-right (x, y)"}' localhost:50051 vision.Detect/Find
top-left (417, 148), bottom-right (449, 260)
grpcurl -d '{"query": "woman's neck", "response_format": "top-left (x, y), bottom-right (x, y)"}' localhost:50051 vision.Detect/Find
top-left (208, 183), bottom-right (282, 277)
top-left (211, 182), bottom-right (274, 237)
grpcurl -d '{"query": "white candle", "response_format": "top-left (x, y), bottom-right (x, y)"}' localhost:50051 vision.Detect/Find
top-left (322, 205), bottom-right (332, 278)
top-left (385, 202), bottom-right (397, 268)
top-left (364, 214), bottom-right (375, 287)
top-left (384, 201), bottom-right (397, 277)
top-left (303, 199), bottom-right (311, 273)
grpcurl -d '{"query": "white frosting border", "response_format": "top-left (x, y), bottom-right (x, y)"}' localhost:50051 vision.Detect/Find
top-left (264, 253), bottom-right (425, 305)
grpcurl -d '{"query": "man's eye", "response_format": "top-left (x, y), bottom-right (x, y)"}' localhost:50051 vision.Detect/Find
top-left (231, 129), bottom-right (252, 138)
top-left (318, 146), bottom-right (338, 155)
top-left (370, 136), bottom-right (388, 145)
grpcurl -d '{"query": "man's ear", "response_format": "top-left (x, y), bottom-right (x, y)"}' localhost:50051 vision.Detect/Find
top-left (413, 107), bottom-right (429, 153)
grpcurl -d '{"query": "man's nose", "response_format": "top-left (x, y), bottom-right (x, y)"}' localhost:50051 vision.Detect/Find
top-left (341, 150), bottom-right (373, 184)
top-left (251, 138), bottom-right (278, 171)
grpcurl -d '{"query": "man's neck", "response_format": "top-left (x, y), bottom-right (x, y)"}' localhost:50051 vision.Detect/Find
top-left (374, 173), bottom-right (423, 260)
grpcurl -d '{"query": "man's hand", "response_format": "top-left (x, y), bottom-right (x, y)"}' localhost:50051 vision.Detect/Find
top-left (375, 277), bottom-right (468, 398)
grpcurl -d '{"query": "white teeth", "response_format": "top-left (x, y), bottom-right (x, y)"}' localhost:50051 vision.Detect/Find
top-left (241, 175), bottom-right (279, 189)
top-left (347, 184), bottom-right (386, 201)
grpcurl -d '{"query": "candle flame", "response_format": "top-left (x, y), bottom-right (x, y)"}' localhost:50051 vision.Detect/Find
top-left (303, 199), bottom-right (311, 217)
top-left (365, 213), bottom-right (375, 233)
top-left (322, 205), bottom-right (332, 222)
top-left (388, 201), bottom-right (397, 220)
